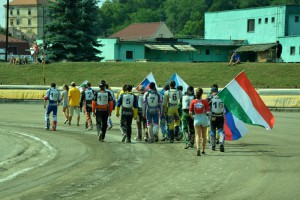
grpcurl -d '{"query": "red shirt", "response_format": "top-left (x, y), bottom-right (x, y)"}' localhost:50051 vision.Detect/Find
top-left (189, 99), bottom-right (210, 114)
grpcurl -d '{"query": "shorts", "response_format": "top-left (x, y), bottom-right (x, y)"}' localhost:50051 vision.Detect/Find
top-left (194, 114), bottom-right (209, 127)
top-left (69, 106), bottom-right (80, 117)
top-left (62, 101), bottom-right (68, 108)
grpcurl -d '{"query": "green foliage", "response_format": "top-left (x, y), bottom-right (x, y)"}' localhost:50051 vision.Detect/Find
top-left (0, 26), bottom-right (5, 34)
top-left (46, 0), bottom-right (102, 61)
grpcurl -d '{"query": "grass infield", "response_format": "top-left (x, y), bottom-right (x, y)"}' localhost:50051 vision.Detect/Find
top-left (0, 62), bottom-right (299, 88)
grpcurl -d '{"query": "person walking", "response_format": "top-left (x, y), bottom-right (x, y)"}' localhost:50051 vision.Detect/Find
top-left (180, 86), bottom-right (195, 149)
top-left (143, 82), bottom-right (162, 143)
top-left (207, 86), bottom-right (225, 152)
top-left (60, 84), bottom-right (69, 124)
top-left (80, 82), bottom-right (95, 130)
top-left (68, 82), bottom-right (81, 126)
top-left (116, 85), bottom-right (138, 143)
top-left (43, 83), bottom-right (60, 131)
top-left (92, 82), bottom-right (113, 142)
top-left (163, 80), bottom-right (182, 143)
top-left (136, 85), bottom-right (148, 141)
top-left (189, 88), bottom-right (210, 156)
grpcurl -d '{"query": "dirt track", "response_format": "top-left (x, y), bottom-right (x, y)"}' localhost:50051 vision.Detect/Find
top-left (0, 104), bottom-right (299, 200)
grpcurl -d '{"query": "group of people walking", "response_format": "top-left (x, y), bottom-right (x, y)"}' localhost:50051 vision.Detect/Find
top-left (43, 80), bottom-right (226, 156)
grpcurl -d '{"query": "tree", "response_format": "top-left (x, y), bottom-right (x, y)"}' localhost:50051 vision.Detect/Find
top-left (46, 0), bottom-right (102, 61)
top-left (0, 26), bottom-right (5, 34)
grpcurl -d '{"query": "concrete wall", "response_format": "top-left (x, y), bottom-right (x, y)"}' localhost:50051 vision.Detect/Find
top-left (97, 38), bottom-right (118, 62)
top-left (279, 36), bottom-right (300, 62)
top-left (205, 6), bottom-right (287, 44)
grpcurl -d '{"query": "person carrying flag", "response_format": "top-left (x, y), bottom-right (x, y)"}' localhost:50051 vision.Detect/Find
top-left (207, 86), bottom-right (225, 152)
top-left (163, 80), bottom-right (182, 143)
top-left (189, 88), bottom-right (210, 156)
top-left (143, 82), bottom-right (162, 143)
top-left (43, 83), bottom-right (61, 131)
top-left (116, 85), bottom-right (138, 143)
top-left (179, 86), bottom-right (195, 149)
top-left (80, 82), bottom-right (95, 130)
top-left (136, 85), bottom-right (148, 141)
top-left (92, 82), bottom-right (113, 142)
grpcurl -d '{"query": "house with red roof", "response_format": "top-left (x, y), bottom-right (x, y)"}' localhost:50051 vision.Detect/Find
top-left (0, 34), bottom-right (30, 60)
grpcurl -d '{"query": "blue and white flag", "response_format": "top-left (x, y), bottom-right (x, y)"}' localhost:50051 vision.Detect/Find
top-left (160, 73), bottom-right (189, 95)
top-left (136, 72), bottom-right (157, 91)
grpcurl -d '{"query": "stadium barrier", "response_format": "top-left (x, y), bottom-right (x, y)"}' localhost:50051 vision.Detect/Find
top-left (0, 85), bottom-right (299, 109)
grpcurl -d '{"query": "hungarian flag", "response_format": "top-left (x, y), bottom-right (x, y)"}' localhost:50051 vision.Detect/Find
top-left (218, 71), bottom-right (275, 130)
top-left (224, 108), bottom-right (248, 140)
top-left (136, 72), bottom-right (157, 91)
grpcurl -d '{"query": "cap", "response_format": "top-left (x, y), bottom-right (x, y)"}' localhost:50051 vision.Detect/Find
top-left (211, 87), bottom-right (218, 93)
top-left (71, 82), bottom-right (76, 86)
top-left (80, 83), bottom-right (86, 87)
top-left (234, 50), bottom-right (237, 53)
top-left (139, 85), bottom-right (145, 91)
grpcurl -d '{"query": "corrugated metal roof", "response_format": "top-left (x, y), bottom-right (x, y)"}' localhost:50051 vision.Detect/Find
top-left (174, 45), bottom-right (196, 51)
top-left (145, 44), bottom-right (176, 51)
top-left (236, 43), bottom-right (276, 52)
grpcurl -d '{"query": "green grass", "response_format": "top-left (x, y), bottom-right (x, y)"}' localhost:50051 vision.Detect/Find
top-left (0, 62), bottom-right (299, 88)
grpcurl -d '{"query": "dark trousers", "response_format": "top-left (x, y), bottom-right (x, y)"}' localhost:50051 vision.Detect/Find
top-left (96, 110), bottom-right (109, 139)
top-left (121, 114), bottom-right (133, 141)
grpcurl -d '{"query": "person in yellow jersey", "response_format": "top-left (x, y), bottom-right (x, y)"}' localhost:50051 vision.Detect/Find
top-left (68, 82), bottom-right (81, 126)
top-left (163, 80), bottom-right (182, 143)
top-left (116, 85), bottom-right (138, 143)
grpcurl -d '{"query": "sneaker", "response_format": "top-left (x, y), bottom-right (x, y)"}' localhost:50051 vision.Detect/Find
top-left (196, 149), bottom-right (201, 156)
top-left (212, 146), bottom-right (216, 151)
top-left (220, 144), bottom-right (225, 152)
top-left (64, 119), bottom-right (68, 124)
top-left (144, 136), bottom-right (148, 142)
top-left (87, 126), bottom-right (92, 131)
top-left (126, 140), bottom-right (131, 143)
top-left (98, 132), bottom-right (103, 141)
top-left (201, 151), bottom-right (206, 155)
top-left (161, 136), bottom-right (167, 141)
top-left (77, 123), bottom-right (80, 126)
top-left (107, 125), bottom-right (113, 130)
top-left (68, 122), bottom-right (71, 126)
top-left (169, 140), bottom-right (174, 143)
top-left (122, 134), bottom-right (127, 143)
top-left (184, 145), bottom-right (190, 149)
top-left (154, 134), bottom-right (158, 142)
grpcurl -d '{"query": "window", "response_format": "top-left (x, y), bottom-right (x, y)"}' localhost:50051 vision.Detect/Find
top-left (265, 18), bottom-right (268, 23)
top-left (247, 19), bottom-right (255, 32)
top-left (216, 50), bottom-right (221, 55)
top-left (271, 17), bottom-right (275, 23)
top-left (10, 9), bottom-right (13, 15)
top-left (290, 46), bottom-right (295, 55)
top-left (17, 9), bottom-right (20, 16)
top-left (258, 18), bottom-right (262, 24)
top-left (28, 9), bottom-right (31, 15)
top-left (206, 49), bottom-right (210, 55)
top-left (295, 16), bottom-right (299, 23)
top-left (28, 19), bottom-right (31, 26)
top-left (16, 19), bottom-right (20, 25)
top-left (10, 19), bottom-right (13, 26)
top-left (126, 51), bottom-right (133, 59)
top-left (197, 49), bottom-right (201, 55)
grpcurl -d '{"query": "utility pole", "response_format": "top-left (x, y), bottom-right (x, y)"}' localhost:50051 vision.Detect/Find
top-left (5, 0), bottom-right (9, 61)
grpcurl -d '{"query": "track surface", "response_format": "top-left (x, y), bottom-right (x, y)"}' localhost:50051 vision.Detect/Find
top-left (0, 104), bottom-right (299, 200)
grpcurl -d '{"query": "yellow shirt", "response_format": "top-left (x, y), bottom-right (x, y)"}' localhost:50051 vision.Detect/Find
top-left (68, 86), bottom-right (81, 106)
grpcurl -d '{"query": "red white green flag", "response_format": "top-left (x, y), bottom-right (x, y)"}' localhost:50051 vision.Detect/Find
top-left (218, 71), bottom-right (275, 130)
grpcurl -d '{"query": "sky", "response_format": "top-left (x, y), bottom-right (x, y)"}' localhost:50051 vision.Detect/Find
top-left (0, 0), bottom-right (104, 28)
